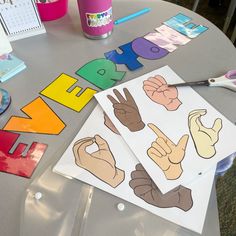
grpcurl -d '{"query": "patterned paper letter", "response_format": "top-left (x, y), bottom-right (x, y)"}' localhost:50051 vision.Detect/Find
top-left (105, 42), bottom-right (143, 71)
top-left (0, 130), bottom-right (47, 177)
top-left (163, 13), bottom-right (208, 38)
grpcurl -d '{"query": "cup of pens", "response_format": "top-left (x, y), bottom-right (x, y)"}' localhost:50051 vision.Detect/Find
top-left (36, 0), bottom-right (68, 21)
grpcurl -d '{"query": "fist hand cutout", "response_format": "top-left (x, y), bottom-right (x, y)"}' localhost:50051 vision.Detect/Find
top-left (143, 75), bottom-right (182, 111)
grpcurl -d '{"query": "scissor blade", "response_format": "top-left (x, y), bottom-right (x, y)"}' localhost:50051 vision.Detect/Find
top-left (168, 80), bottom-right (210, 87)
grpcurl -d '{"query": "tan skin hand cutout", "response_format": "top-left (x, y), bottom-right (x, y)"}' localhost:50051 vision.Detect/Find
top-left (103, 112), bottom-right (120, 135)
top-left (147, 123), bottom-right (189, 180)
top-left (143, 75), bottom-right (182, 111)
top-left (73, 135), bottom-right (125, 188)
top-left (129, 164), bottom-right (193, 211)
top-left (107, 88), bottom-right (145, 132)
top-left (188, 109), bottom-right (222, 159)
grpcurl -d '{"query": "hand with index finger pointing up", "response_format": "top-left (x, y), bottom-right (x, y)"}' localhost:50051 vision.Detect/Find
top-left (147, 123), bottom-right (189, 180)
top-left (107, 88), bottom-right (145, 132)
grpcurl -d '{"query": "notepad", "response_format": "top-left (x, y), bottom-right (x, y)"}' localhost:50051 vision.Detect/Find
top-left (0, 23), bottom-right (12, 56)
top-left (0, 54), bottom-right (26, 82)
top-left (0, 0), bottom-right (46, 41)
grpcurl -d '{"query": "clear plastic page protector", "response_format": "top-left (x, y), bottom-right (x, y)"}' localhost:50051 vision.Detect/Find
top-left (20, 161), bottom-right (220, 236)
top-left (72, 180), bottom-right (220, 236)
top-left (19, 162), bottom-right (94, 236)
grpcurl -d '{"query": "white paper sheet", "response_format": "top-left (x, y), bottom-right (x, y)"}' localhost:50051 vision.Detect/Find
top-left (54, 105), bottom-right (216, 234)
top-left (95, 65), bottom-right (236, 193)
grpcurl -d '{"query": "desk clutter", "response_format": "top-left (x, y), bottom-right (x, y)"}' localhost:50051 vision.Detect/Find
top-left (0, 2), bottom-right (235, 234)
top-left (0, 54), bottom-right (26, 82)
top-left (0, 0), bottom-right (45, 41)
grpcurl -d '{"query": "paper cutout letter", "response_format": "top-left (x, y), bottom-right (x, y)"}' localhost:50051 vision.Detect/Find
top-left (40, 73), bottom-right (97, 112)
top-left (188, 109), bottom-right (222, 159)
top-left (144, 25), bottom-right (191, 52)
top-left (132, 37), bottom-right (169, 59)
top-left (73, 135), bottom-right (125, 188)
top-left (143, 75), bottom-right (182, 111)
top-left (76, 59), bottom-right (126, 90)
top-left (156, 25), bottom-right (191, 44)
top-left (163, 13), bottom-right (208, 38)
top-left (104, 42), bottom-right (143, 71)
top-left (129, 164), bottom-right (193, 211)
top-left (107, 88), bottom-right (145, 132)
top-left (0, 130), bottom-right (47, 177)
top-left (3, 97), bottom-right (66, 134)
top-left (147, 123), bottom-right (189, 180)
top-left (104, 112), bottom-right (120, 135)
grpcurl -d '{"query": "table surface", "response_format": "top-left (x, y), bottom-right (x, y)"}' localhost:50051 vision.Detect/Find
top-left (1, 0), bottom-right (236, 236)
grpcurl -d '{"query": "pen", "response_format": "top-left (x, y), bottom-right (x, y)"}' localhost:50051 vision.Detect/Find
top-left (114, 7), bottom-right (151, 25)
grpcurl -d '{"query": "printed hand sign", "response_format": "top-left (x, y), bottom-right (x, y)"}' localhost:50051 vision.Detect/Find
top-left (147, 123), bottom-right (189, 180)
top-left (104, 112), bottom-right (120, 135)
top-left (129, 164), bottom-right (193, 211)
top-left (143, 75), bottom-right (182, 111)
top-left (188, 109), bottom-right (222, 159)
top-left (107, 88), bottom-right (145, 132)
top-left (73, 135), bottom-right (125, 188)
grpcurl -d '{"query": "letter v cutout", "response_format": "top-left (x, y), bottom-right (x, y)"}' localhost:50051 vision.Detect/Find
top-left (3, 97), bottom-right (66, 135)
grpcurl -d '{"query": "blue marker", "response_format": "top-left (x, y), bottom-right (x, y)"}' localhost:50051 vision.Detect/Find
top-left (114, 8), bottom-right (151, 25)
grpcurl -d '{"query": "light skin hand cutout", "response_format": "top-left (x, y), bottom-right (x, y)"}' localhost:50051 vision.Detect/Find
top-left (129, 164), bottom-right (193, 211)
top-left (104, 112), bottom-right (120, 135)
top-left (188, 109), bottom-right (222, 159)
top-left (143, 75), bottom-right (182, 111)
top-left (107, 88), bottom-right (145, 132)
top-left (147, 123), bottom-right (189, 180)
top-left (73, 134), bottom-right (125, 188)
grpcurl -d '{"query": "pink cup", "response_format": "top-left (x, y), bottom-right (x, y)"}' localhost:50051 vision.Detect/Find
top-left (36, 0), bottom-right (68, 21)
top-left (77, 0), bottom-right (113, 39)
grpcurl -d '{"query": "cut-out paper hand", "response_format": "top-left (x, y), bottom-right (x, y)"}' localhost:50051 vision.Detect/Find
top-left (107, 88), bottom-right (145, 132)
top-left (147, 123), bottom-right (189, 180)
top-left (143, 75), bottom-right (182, 111)
top-left (104, 112), bottom-right (120, 135)
top-left (73, 134), bottom-right (125, 188)
top-left (188, 109), bottom-right (222, 159)
top-left (129, 164), bottom-right (193, 211)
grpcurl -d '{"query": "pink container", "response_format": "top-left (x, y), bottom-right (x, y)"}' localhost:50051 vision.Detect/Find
top-left (77, 0), bottom-right (113, 39)
top-left (36, 0), bottom-right (68, 21)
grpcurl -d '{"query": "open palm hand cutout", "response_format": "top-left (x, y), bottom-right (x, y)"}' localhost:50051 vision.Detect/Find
top-left (129, 164), bottom-right (193, 211)
top-left (143, 75), bottom-right (182, 111)
top-left (107, 88), bottom-right (145, 132)
top-left (188, 109), bottom-right (222, 159)
top-left (73, 135), bottom-right (125, 188)
top-left (147, 123), bottom-right (189, 180)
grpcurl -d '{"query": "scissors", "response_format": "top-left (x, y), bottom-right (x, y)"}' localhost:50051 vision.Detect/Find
top-left (168, 70), bottom-right (236, 92)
